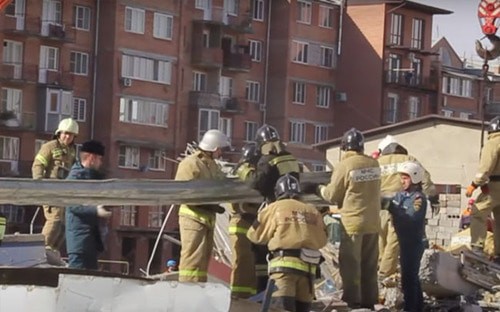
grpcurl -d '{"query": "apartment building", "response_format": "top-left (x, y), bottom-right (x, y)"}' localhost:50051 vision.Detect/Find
top-left (334, 0), bottom-right (451, 136)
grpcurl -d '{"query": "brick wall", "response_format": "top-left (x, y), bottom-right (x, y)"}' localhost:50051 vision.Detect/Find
top-left (425, 194), bottom-right (462, 247)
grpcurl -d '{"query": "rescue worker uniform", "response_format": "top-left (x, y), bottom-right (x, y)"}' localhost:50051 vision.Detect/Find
top-left (468, 130), bottom-right (500, 254)
top-left (249, 141), bottom-right (300, 202)
top-left (175, 150), bottom-right (226, 282)
top-left (378, 143), bottom-right (435, 278)
top-left (247, 196), bottom-right (327, 312)
top-left (319, 150), bottom-right (381, 309)
top-left (32, 138), bottom-right (76, 251)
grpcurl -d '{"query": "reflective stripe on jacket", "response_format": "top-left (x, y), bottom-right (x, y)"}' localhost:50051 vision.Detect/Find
top-left (32, 139), bottom-right (76, 179)
top-left (268, 256), bottom-right (317, 276)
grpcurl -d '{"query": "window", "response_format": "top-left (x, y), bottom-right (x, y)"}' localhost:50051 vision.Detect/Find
top-left (195, 0), bottom-right (206, 9)
top-left (2, 40), bottom-right (23, 65)
top-left (408, 96), bottom-right (420, 120)
top-left (460, 112), bottom-right (470, 120)
top-left (121, 55), bottom-right (172, 84)
top-left (40, 46), bottom-right (59, 70)
top-left (290, 122), bottom-right (306, 143)
top-left (118, 145), bottom-right (140, 168)
top-left (442, 109), bottom-right (453, 118)
top-left (390, 13), bottom-right (403, 45)
top-left (43, 0), bottom-right (61, 24)
top-left (316, 86), bottom-right (331, 108)
top-left (319, 5), bottom-right (333, 28)
top-left (72, 97), bottom-right (86, 121)
top-left (125, 7), bottom-right (145, 34)
top-left (320, 46), bottom-right (334, 68)
top-left (314, 125), bottom-right (328, 144)
top-left (45, 89), bottom-right (72, 132)
top-left (219, 117), bottom-right (232, 140)
top-left (120, 206), bottom-right (137, 226)
top-left (249, 40), bottom-right (262, 62)
top-left (153, 13), bottom-right (173, 40)
top-left (119, 97), bottom-right (169, 127)
top-left (246, 81), bottom-right (260, 102)
top-left (193, 71), bottom-right (207, 91)
top-left (442, 76), bottom-right (473, 97)
top-left (148, 206), bottom-right (165, 228)
top-left (70, 52), bottom-right (89, 75)
top-left (312, 164), bottom-right (326, 172)
top-left (198, 109), bottom-right (220, 139)
top-left (1, 88), bottom-right (21, 118)
top-left (226, 0), bottom-right (239, 15)
top-left (293, 82), bottom-right (306, 104)
top-left (411, 18), bottom-right (424, 49)
top-left (0, 136), bottom-right (19, 160)
top-left (411, 58), bottom-right (422, 85)
top-left (34, 139), bottom-right (47, 156)
top-left (387, 53), bottom-right (401, 83)
top-left (297, 1), bottom-right (312, 24)
top-left (0, 205), bottom-right (24, 224)
top-left (244, 121), bottom-right (258, 141)
top-left (385, 93), bottom-right (398, 124)
top-left (74, 6), bottom-right (91, 30)
top-left (148, 150), bottom-right (166, 171)
top-left (292, 41), bottom-right (308, 64)
top-left (253, 0), bottom-right (264, 21)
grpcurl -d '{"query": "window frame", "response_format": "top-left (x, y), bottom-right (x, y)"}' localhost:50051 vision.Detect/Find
top-left (318, 5), bottom-right (333, 28)
top-left (411, 18), bottom-right (424, 49)
top-left (74, 5), bottom-right (91, 31)
top-left (153, 12), bottom-right (173, 41)
top-left (246, 80), bottom-right (261, 103)
top-left (148, 150), bottom-right (166, 171)
top-left (70, 51), bottom-right (89, 76)
top-left (292, 41), bottom-right (309, 64)
top-left (292, 82), bottom-right (306, 104)
top-left (252, 0), bottom-right (264, 21)
top-left (389, 13), bottom-right (403, 45)
top-left (118, 145), bottom-right (140, 169)
top-left (244, 121), bottom-right (258, 142)
top-left (72, 97), bottom-right (86, 121)
top-left (314, 124), bottom-right (328, 144)
top-left (290, 121), bottom-right (306, 144)
top-left (297, 0), bottom-right (312, 24)
top-left (316, 86), bottom-right (331, 108)
top-left (119, 97), bottom-right (169, 127)
top-left (124, 7), bottom-right (145, 34)
top-left (249, 39), bottom-right (262, 62)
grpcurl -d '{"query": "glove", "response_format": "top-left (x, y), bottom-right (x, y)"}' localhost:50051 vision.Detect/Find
top-left (301, 182), bottom-right (320, 194)
top-left (97, 205), bottom-right (112, 218)
top-left (481, 184), bottom-right (490, 195)
top-left (465, 183), bottom-right (477, 197)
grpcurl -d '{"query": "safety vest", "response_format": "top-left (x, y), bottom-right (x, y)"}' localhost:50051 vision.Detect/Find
top-left (269, 155), bottom-right (300, 176)
top-left (0, 214), bottom-right (6, 242)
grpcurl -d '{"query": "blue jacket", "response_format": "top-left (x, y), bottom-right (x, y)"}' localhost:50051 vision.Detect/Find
top-left (65, 162), bottom-right (105, 254)
top-left (389, 189), bottom-right (427, 245)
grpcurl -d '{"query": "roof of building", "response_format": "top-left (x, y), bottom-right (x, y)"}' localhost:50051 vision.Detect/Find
top-left (313, 114), bottom-right (484, 150)
top-left (347, 0), bottom-right (453, 15)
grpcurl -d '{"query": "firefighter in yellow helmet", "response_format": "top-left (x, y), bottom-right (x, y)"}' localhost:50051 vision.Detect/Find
top-left (466, 116), bottom-right (500, 261)
top-left (248, 124), bottom-right (300, 203)
top-left (247, 174), bottom-right (327, 312)
top-left (175, 129), bottom-right (230, 282)
top-left (377, 135), bottom-right (436, 279)
top-left (228, 142), bottom-right (268, 298)
top-left (32, 118), bottom-right (78, 252)
top-left (313, 128), bottom-right (381, 309)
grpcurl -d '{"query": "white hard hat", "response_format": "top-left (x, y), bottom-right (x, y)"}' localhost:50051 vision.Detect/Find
top-left (198, 130), bottom-right (230, 152)
top-left (55, 118), bottom-right (79, 135)
top-left (378, 135), bottom-right (397, 151)
top-left (398, 161), bottom-right (424, 184)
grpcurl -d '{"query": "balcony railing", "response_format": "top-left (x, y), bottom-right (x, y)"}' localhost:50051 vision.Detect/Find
top-left (196, 6), bottom-right (252, 33)
top-left (38, 69), bottom-right (74, 88)
top-left (191, 46), bottom-right (223, 68)
top-left (2, 16), bottom-right (75, 42)
top-left (222, 97), bottom-right (245, 113)
top-left (385, 70), bottom-right (436, 90)
top-left (223, 51), bottom-right (251, 71)
top-left (189, 91), bottom-right (223, 109)
top-left (0, 63), bottom-right (38, 82)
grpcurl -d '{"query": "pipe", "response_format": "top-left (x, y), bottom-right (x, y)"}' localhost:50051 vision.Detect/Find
top-left (262, 0), bottom-right (272, 124)
top-left (90, 0), bottom-right (100, 139)
top-left (30, 206), bottom-right (41, 234)
top-left (337, 0), bottom-right (345, 55)
top-left (146, 204), bottom-right (175, 276)
top-left (386, 0), bottom-right (406, 15)
top-left (172, 0), bottom-right (184, 175)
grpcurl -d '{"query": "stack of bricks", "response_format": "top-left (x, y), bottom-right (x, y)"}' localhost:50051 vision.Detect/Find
top-left (425, 194), bottom-right (462, 247)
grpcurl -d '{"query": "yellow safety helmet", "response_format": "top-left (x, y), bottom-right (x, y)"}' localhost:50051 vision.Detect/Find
top-left (55, 118), bottom-right (79, 136)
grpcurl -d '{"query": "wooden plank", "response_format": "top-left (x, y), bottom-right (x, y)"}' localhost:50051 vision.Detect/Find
top-left (0, 172), bottom-right (331, 207)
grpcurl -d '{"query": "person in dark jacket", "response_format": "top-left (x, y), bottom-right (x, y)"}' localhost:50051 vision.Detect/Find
top-left (249, 125), bottom-right (300, 202)
top-left (388, 161), bottom-right (427, 312)
top-left (65, 140), bottom-right (110, 270)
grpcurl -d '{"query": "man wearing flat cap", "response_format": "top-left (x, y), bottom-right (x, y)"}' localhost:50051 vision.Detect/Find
top-left (65, 140), bottom-right (111, 270)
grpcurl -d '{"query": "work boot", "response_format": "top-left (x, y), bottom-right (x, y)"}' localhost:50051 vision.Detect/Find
top-left (471, 245), bottom-right (484, 256)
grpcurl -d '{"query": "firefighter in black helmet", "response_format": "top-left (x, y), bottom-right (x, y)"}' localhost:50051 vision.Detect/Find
top-left (249, 124), bottom-right (300, 202)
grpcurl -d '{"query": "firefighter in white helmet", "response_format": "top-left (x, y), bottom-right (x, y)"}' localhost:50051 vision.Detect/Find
top-left (175, 129), bottom-right (230, 282)
top-left (32, 118), bottom-right (79, 253)
top-left (388, 161), bottom-right (427, 312)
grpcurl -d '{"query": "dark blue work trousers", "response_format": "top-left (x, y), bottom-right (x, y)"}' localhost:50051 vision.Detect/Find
top-left (399, 240), bottom-right (424, 312)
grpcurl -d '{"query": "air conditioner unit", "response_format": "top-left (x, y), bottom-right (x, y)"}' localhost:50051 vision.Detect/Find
top-left (122, 78), bottom-right (132, 87)
top-left (335, 92), bottom-right (347, 102)
top-left (259, 103), bottom-right (266, 111)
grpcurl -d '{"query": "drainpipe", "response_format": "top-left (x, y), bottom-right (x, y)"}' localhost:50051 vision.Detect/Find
top-left (262, 0), bottom-right (272, 124)
top-left (337, 0), bottom-right (345, 55)
top-left (172, 0), bottom-right (184, 176)
top-left (90, 0), bottom-right (101, 139)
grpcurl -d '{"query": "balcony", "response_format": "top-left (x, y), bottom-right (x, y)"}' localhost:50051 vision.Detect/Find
top-left (38, 69), bottom-right (74, 89)
top-left (223, 51), bottom-right (251, 72)
top-left (194, 6), bottom-right (252, 33)
top-left (0, 112), bottom-right (36, 130)
top-left (191, 46), bottom-right (223, 69)
top-left (0, 64), bottom-right (38, 83)
top-left (222, 97), bottom-right (245, 113)
top-left (486, 101), bottom-right (500, 115)
top-left (189, 91), bottom-right (223, 110)
top-left (41, 22), bottom-right (76, 42)
top-left (385, 70), bottom-right (437, 90)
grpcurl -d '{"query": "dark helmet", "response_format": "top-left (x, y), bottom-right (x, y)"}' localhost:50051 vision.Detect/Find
top-left (254, 124), bottom-right (280, 145)
top-left (241, 142), bottom-right (261, 164)
top-left (341, 128), bottom-right (364, 152)
top-left (488, 116), bottom-right (500, 133)
top-left (274, 173), bottom-right (301, 200)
